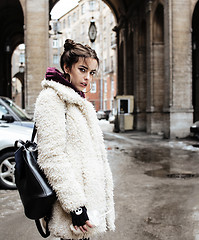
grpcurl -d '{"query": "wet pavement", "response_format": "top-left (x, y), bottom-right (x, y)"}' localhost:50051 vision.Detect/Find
top-left (1, 120), bottom-right (199, 240)
top-left (95, 121), bottom-right (199, 240)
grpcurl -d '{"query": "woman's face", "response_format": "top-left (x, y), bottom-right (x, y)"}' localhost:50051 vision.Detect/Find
top-left (64, 57), bottom-right (98, 92)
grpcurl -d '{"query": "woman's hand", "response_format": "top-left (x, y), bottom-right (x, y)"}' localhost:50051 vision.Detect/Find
top-left (78, 220), bottom-right (93, 233)
top-left (70, 206), bottom-right (93, 233)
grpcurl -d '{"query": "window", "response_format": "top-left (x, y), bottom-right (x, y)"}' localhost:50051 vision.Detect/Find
top-left (103, 16), bottom-right (106, 30)
top-left (90, 82), bottom-right (96, 93)
top-left (81, 3), bottom-right (85, 15)
top-left (118, 99), bottom-right (130, 114)
top-left (52, 39), bottom-right (58, 48)
top-left (68, 16), bottom-right (71, 27)
top-left (104, 37), bottom-right (107, 49)
top-left (111, 100), bottom-right (114, 109)
top-left (111, 32), bottom-right (116, 46)
top-left (73, 12), bottom-right (76, 22)
top-left (63, 19), bottom-right (66, 29)
top-left (103, 59), bottom-right (107, 71)
top-left (153, 4), bottom-right (164, 43)
top-left (19, 53), bottom-right (25, 63)
top-left (0, 104), bottom-right (9, 119)
top-left (89, 0), bottom-right (95, 11)
top-left (53, 54), bottom-right (59, 64)
top-left (104, 58), bottom-right (108, 72)
top-left (111, 56), bottom-right (114, 71)
top-left (76, 9), bottom-right (79, 20)
top-left (104, 100), bottom-right (107, 110)
top-left (111, 78), bottom-right (114, 92)
top-left (104, 80), bottom-right (107, 93)
top-left (0, 98), bottom-right (31, 121)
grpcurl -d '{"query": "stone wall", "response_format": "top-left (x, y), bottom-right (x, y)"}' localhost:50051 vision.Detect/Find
top-left (169, 0), bottom-right (193, 137)
top-left (115, 0), bottom-right (197, 138)
top-left (18, 0), bottom-right (199, 138)
top-left (19, 0), bottom-right (49, 115)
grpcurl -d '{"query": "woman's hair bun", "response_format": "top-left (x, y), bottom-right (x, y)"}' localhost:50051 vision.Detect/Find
top-left (64, 39), bottom-right (75, 51)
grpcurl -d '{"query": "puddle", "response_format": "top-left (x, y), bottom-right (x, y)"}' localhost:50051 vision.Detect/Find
top-left (145, 168), bottom-right (199, 179)
top-left (145, 168), bottom-right (169, 178)
top-left (132, 148), bottom-right (171, 163)
top-left (167, 173), bottom-right (199, 179)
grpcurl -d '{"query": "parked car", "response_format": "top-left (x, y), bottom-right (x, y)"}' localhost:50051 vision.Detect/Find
top-left (108, 109), bottom-right (117, 124)
top-left (0, 96), bottom-right (34, 128)
top-left (108, 111), bottom-right (115, 124)
top-left (0, 121), bottom-right (32, 189)
top-left (190, 121), bottom-right (199, 139)
top-left (97, 110), bottom-right (111, 120)
top-left (104, 110), bottom-right (111, 120)
top-left (97, 110), bottom-right (106, 120)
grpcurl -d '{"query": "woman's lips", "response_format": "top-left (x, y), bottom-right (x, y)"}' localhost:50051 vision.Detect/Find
top-left (81, 82), bottom-right (87, 87)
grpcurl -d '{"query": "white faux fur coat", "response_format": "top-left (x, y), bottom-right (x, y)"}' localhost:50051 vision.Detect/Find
top-left (34, 79), bottom-right (115, 239)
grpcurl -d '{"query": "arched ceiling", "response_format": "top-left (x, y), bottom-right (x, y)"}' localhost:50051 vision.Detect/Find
top-left (0, 0), bottom-right (24, 54)
top-left (104, 0), bottom-right (140, 21)
top-left (49, 0), bottom-right (60, 13)
top-left (50, 0), bottom-right (140, 22)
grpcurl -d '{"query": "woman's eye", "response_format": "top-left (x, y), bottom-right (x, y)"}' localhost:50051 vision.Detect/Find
top-left (90, 72), bottom-right (96, 76)
top-left (79, 68), bottom-right (85, 72)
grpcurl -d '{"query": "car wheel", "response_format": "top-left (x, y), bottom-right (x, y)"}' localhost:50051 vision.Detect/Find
top-left (0, 151), bottom-right (16, 189)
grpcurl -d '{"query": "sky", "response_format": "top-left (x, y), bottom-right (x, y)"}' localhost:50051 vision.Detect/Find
top-left (50, 0), bottom-right (79, 19)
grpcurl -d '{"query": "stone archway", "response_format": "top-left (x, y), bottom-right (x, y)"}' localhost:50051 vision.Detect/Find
top-left (0, 0), bottom-right (24, 98)
top-left (192, 1), bottom-right (199, 122)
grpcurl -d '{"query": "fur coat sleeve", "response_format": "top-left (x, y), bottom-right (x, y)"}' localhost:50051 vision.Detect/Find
top-left (34, 88), bottom-right (87, 212)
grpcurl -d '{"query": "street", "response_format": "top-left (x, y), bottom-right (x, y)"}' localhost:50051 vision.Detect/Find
top-left (1, 121), bottom-right (199, 240)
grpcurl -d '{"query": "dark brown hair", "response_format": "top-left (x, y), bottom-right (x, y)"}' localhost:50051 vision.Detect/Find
top-left (60, 39), bottom-right (99, 74)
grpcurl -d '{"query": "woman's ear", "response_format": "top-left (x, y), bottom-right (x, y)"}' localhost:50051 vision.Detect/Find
top-left (64, 64), bottom-right (70, 74)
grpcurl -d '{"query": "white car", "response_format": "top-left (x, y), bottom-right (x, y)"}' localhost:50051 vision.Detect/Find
top-left (0, 122), bottom-right (32, 189)
top-left (0, 96), bottom-right (34, 128)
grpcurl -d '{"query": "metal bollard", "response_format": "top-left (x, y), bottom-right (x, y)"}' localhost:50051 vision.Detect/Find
top-left (119, 110), bottom-right (125, 132)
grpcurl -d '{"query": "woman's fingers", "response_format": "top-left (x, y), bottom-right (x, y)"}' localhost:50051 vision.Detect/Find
top-left (78, 221), bottom-right (93, 233)
top-left (79, 226), bottom-right (85, 233)
top-left (83, 224), bottom-right (88, 231)
top-left (86, 220), bottom-right (93, 228)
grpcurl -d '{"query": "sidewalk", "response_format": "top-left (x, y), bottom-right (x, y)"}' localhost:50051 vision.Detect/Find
top-left (97, 120), bottom-right (199, 240)
top-left (99, 120), bottom-right (199, 152)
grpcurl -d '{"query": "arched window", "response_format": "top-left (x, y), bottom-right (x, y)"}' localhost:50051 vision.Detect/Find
top-left (153, 4), bottom-right (164, 43)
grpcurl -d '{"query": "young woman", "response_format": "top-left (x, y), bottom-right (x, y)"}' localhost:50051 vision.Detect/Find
top-left (34, 39), bottom-right (115, 240)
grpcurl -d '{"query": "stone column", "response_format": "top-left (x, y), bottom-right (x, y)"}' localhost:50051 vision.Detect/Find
top-left (121, 24), bottom-right (128, 95)
top-left (113, 26), bottom-right (123, 95)
top-left (114, 28), bottom-right (120, 96)
top-left (169, 0), bottom-right (193, 138)
top-left (136, 20), bottom-right (147, 131)
top-left (145, 0), bottom-right (154, 133)
top-left (25, 0), bottom-right (49, 114)
top-left (163, 0), bottom-right (173, 138)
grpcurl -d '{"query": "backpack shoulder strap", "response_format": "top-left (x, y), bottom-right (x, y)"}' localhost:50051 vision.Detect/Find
top-left (31, 124), bottom-right (37, 142)
top-left (35, 219), bottom-right (50, 238)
